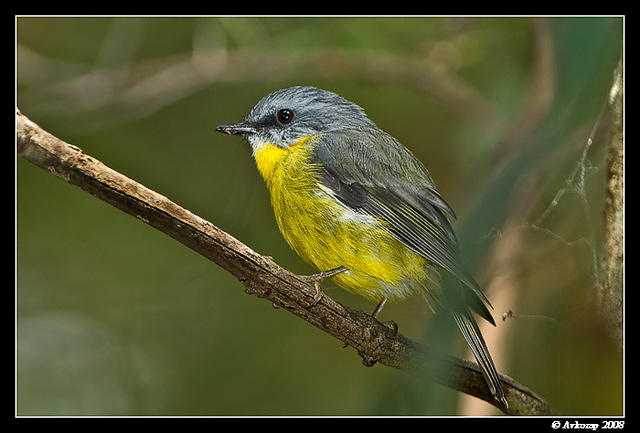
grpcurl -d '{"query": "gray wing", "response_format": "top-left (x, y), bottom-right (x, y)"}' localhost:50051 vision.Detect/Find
top-left (311, 129), bottom-right (495, 324)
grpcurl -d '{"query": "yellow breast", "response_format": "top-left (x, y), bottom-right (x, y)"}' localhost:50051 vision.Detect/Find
top-left (252, 136), bottom-right (430, 303)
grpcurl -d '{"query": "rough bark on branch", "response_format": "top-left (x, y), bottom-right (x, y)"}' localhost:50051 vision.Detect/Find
top-left (16, 109), bottom-right (555, 415)
top-left (599, 64), bottom-right (623, 348)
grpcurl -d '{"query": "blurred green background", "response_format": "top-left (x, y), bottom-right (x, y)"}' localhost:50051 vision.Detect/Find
top-left (17, 16), bottom-right (623, 416)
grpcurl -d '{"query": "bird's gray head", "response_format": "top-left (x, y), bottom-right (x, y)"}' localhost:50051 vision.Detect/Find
top-left (216, 86), bottom-right (375, 153)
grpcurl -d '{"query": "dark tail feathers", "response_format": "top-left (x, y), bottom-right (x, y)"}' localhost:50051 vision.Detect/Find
top-left (452, 310), bottom-right (508, 407)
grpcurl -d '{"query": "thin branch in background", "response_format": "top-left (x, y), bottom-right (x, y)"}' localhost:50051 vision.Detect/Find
top-left (16, 109), bottom-right (556, 416)
top-left (18, 24), bottom-right (507, 134)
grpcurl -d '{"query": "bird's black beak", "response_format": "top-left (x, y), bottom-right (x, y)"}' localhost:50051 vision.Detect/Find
top-left (216, 122), bottom-right (257, 136)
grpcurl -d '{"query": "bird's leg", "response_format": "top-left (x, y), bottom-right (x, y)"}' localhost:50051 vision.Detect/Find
top-left (359, 297), bottom-right (399, 367)
top-left (371, 297), bottom-right (388, 319)
top-left (300, 266), bottom-right (347, 308)
top-left (370, 297), bottom-right (399, 336)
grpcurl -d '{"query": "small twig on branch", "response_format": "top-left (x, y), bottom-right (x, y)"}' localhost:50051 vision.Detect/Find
top-left (16, 109), bottom-right (555, 415)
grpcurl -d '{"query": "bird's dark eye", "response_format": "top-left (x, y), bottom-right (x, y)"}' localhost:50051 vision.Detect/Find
top-left (276, 109), bottom-right (294, 125)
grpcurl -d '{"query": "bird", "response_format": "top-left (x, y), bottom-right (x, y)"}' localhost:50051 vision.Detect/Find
top-left (216, 85), bottom-right (507, 406)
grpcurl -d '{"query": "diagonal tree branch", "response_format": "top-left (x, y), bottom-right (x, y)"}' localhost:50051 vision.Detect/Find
top-left (16, 109), bottom-right (555, 415)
